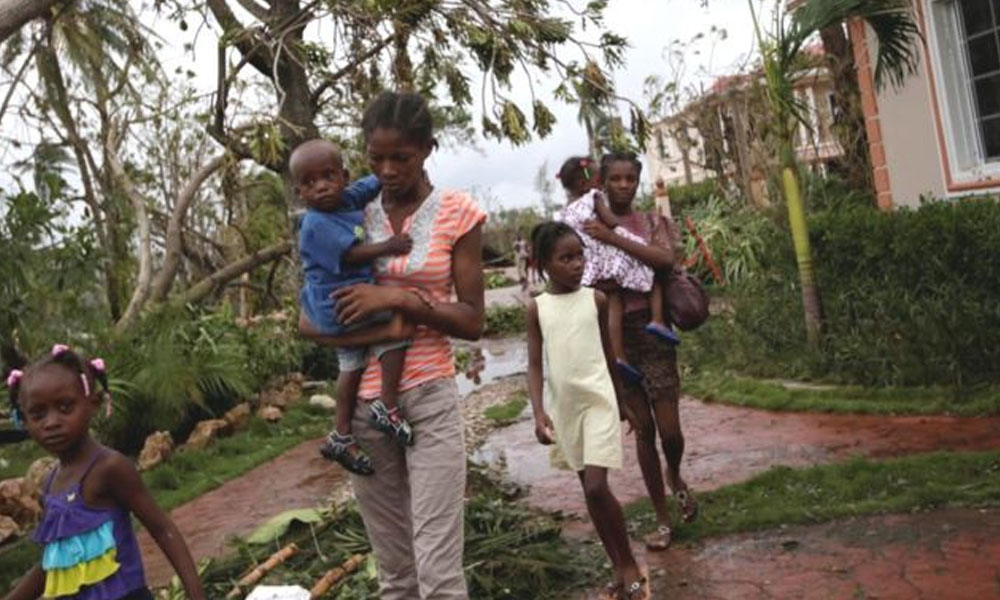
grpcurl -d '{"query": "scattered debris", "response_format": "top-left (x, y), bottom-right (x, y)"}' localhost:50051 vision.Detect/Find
top-left (226, 543), bottom-right (300, 599)
top-left (309, 553), bottom-right (366, 598)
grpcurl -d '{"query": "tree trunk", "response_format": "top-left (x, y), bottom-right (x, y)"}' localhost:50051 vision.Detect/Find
top-left (108, 128), bottom-right (153, 335)
top-left (781, 164), bottom-right (824, 346)
top-left (0, 0), bottom-right (62, 44)
top-left (820, 22), bottom-right (872, 194)
top-left (149, 155), bottom-right (228, 303)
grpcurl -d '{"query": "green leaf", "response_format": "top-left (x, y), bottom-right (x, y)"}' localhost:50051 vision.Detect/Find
top-left (246, 508), bottom-right (327, 545)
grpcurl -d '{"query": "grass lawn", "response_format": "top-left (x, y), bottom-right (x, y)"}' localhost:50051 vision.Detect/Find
top-left (0, 403), bottom-right (329, 591)
top-left (685, 370), bottom-right (1000, 416)
top-left (483, 392), bottom-right (528, 426)
top-left (0, 438), bottom-right (46, 481)
top-left (626, 450), bottom-right (1000, 542)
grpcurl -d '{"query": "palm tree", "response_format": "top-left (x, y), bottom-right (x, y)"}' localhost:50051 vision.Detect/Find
top-left (749, 0), bottom-right (919, 346)
top-left (32, 0), bottom-right (154, 320)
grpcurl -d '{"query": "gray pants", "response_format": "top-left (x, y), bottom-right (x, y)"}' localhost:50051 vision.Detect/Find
top-left (351, 378), bottom-right (468, 599)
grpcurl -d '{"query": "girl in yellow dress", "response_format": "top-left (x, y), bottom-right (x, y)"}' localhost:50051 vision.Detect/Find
top-left (526, 222), bottom-right (649, 600)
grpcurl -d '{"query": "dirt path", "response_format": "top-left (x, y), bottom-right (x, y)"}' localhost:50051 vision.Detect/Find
top-left (138, 438), bottom-right (347, 586)
top-left (135, 350), bottom-right (1000, 595)
top-left (478, 382), bottom-right (1000, 599)
top-left (639, 507), bottom-right (1000, 599)
top-left (480, 387), bottom-right (1000, 514)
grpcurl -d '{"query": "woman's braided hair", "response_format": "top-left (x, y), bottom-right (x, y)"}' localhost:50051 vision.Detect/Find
top-left (361, 91), bottom-right (437, 147)
top-left (599, 151), bottom-right (642, 180)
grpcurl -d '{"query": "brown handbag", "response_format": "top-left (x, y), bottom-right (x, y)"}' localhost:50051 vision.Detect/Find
top-left (646, 213), bottom-right (710, 331)
top-left (663, 268), bottom-right (710, 331)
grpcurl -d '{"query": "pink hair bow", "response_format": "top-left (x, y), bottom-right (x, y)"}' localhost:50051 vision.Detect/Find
top-left (90, 358), bottom-right (106, 373)
top-left (51, 344), bottom-right (70, 356)
top-left (5, 369), bottom-right (22, 388)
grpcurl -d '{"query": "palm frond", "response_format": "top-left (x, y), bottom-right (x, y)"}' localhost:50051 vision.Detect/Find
top-left (790, 0), bottom-right (921, 90)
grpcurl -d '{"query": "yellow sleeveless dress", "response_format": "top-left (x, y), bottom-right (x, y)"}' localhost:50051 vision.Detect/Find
top-left (536, 287), bottom-right (623, 471)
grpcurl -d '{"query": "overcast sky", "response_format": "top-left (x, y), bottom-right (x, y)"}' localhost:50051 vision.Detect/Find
top-left (161, 0), bottom-right (761, 212)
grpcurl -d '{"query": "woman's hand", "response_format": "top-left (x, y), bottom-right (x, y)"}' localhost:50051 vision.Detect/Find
top-left (534, 412), bottom-right (556, 445)
top-left (333, 284), bottom-right (404, 325)
top-left (582, 219), bottom-right (615, 243)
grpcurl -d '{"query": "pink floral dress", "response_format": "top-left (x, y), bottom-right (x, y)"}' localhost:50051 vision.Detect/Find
top-left (555, 190), bottom-right (655, 292)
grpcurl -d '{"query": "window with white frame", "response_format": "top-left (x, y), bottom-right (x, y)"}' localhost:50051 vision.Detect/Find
top-left (957, 0), bottom-right (1000, 160)
top-left (927, 0), bottom-right (1000, 180)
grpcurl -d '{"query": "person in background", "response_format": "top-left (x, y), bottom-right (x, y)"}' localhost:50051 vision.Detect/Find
top-left (513, 231), bottom-right (531, 291)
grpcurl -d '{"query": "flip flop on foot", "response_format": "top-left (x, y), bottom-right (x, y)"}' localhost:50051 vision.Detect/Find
top-left (676, 488), bottom-right (699, 523)
top-left (644, 322), bottom-right (681, 346)
top-left (643, 524), bottom-right (672, 551)
top-left (622, 569), bottom-right (650, 600)
top-left (600, 581), bottom-right (623, 600)
top-left (616, 359), bottom-right (645, 385)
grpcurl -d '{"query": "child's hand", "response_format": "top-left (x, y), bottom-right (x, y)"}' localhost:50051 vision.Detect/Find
top-left (384, 233), bottom-right (413, 255)
top-left (534, 413), bottom-right (556, 445)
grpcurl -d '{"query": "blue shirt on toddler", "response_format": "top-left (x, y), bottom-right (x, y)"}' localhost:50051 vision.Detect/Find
top-left (299, 175), bottom-right (381, 335)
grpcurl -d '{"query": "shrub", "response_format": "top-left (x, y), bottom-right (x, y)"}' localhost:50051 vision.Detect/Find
top-left (668, 179), bottom-right (722, 215)
top-left (485, 305), bottom-right (526, 337)
top-left (100, 307), bottom-right (256, 453)
top-left (485, 271), bottom-right (515, 289)
top-left (685, 196), bottom-right (1000, 389)
top-left (682, 195), bottom-right (774, 285)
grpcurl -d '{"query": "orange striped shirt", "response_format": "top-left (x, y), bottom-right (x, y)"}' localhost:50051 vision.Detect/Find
top-left (358, 189), bottom-right (486, 400)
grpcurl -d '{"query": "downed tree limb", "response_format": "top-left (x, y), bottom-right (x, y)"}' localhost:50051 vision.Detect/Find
top-left (225, 542), bottom-right (299, 599)
top-left (309, 554), bottom-right (366, 598)
top-left (176, 240), bottom-right (292, 306)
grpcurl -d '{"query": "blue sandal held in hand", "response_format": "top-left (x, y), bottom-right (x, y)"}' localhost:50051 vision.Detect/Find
top-left (644, 322), bottom-right (681, 346)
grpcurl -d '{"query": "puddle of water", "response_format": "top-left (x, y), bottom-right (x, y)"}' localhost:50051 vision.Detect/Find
top-left (455, 337), bottom-right (527, 398)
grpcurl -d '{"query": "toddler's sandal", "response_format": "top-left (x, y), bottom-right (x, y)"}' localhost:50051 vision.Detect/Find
top-left (319, 432), bottom-right (375, 476)
top-left (644, 322), bottom-right (681, 346)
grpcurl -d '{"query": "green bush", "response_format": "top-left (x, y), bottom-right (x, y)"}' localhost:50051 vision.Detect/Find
top-left (682, 195), bottom-right (774, 285)
top-left (686, 196), bottom-right (1000, 389)
top-left (668, 179), bottom-right (721, 215)
top-left (485, 271), bottom-right (515, 289)
top-left (485, 305), bottom-right (526, 337)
